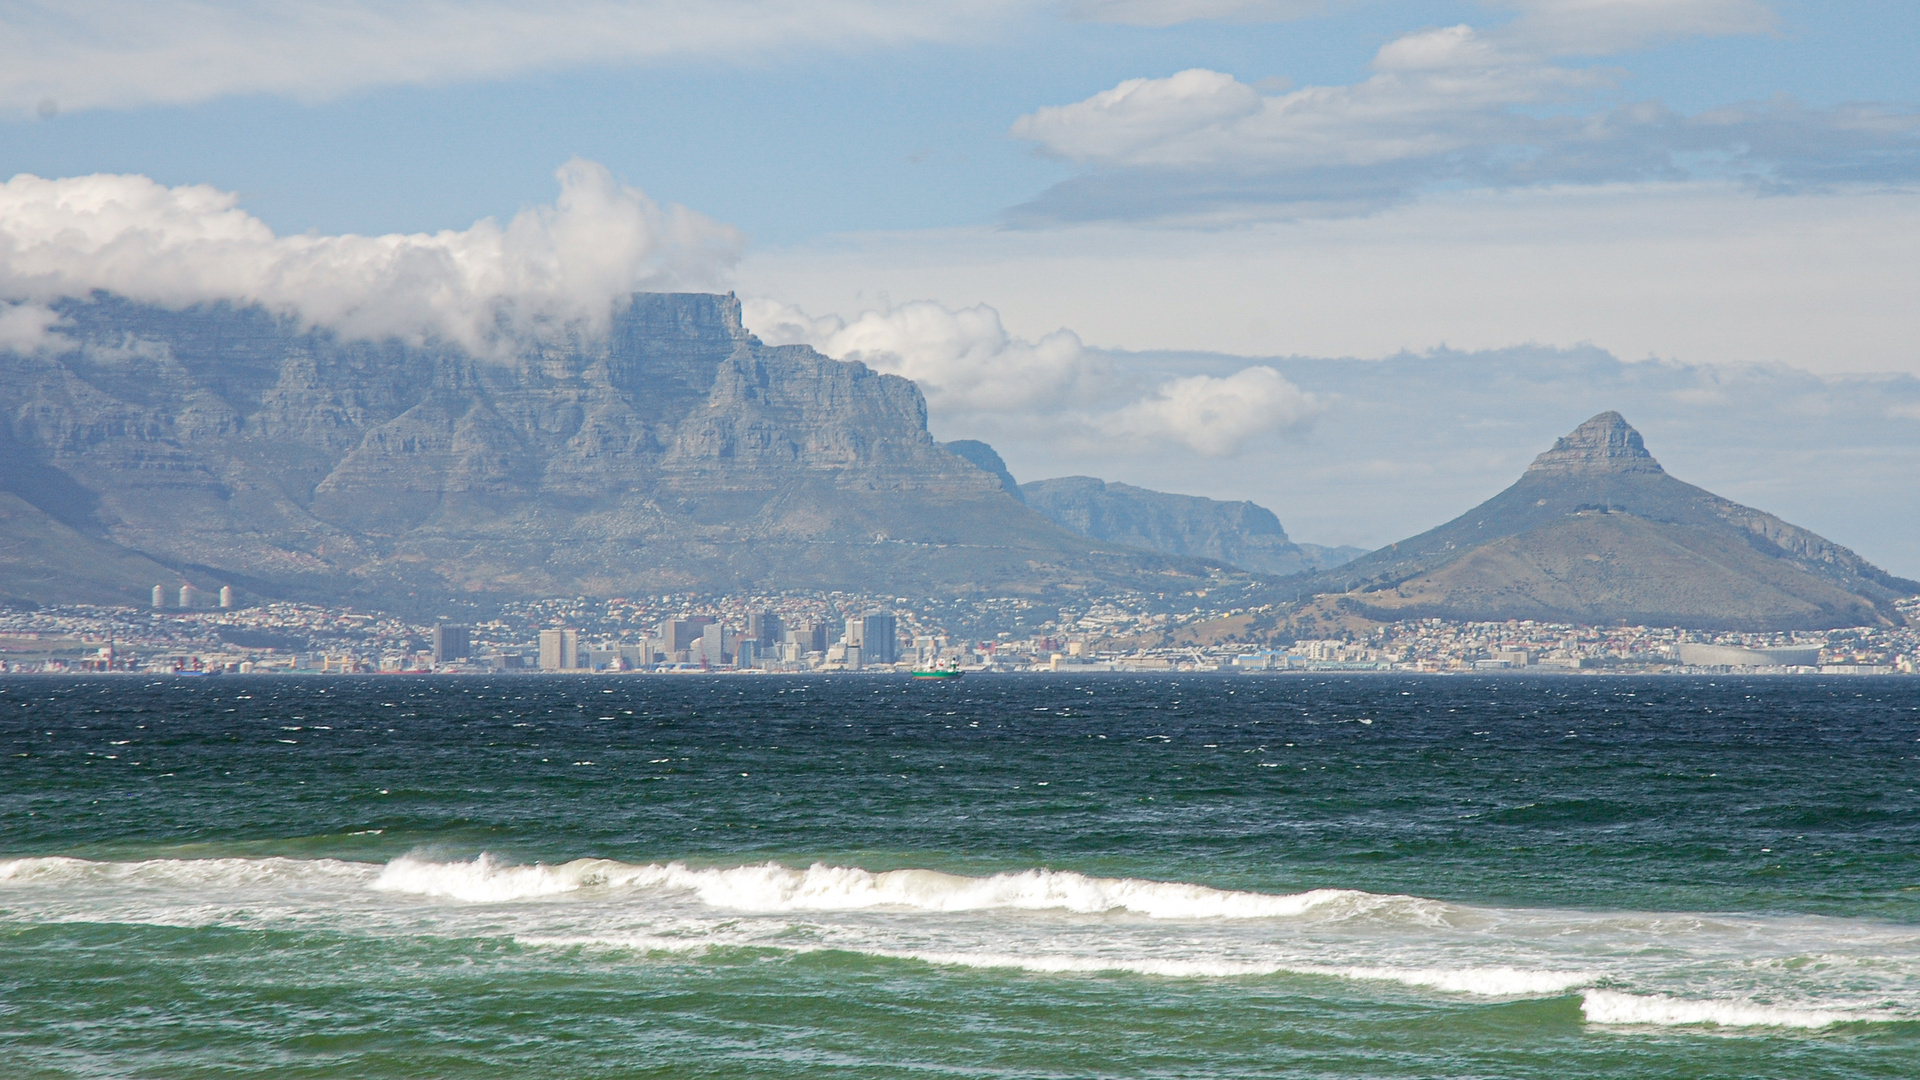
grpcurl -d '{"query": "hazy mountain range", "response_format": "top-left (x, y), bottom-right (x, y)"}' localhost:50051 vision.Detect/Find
top-left (0, 292), bottom-right (1236, 610)
top-left (1, 292), bottom-right (1911, 631)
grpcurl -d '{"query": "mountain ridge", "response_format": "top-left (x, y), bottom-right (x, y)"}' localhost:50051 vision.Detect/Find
top-left (1020, 475), bottom-right (1361, 577)
top-left (0, 291), bottom-right (1221, 609)
top-left (1282, 412), bottom-right (1916, 629)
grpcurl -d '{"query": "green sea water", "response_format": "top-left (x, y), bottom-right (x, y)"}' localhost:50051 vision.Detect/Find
top-left (4, 674), bottom-right (1919, 1078)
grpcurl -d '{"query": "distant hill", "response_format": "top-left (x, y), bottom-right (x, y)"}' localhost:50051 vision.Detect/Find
top-left (1286, 412), bottom-right (1917, 629)
top-left (0, 292), bottom-right (1218, 610)
top-left (1020, 476), bottom-right (1361, 577)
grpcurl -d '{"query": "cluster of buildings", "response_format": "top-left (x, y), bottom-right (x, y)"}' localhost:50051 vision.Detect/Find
top-left (1218, 609), bottom-right (1920, 675)
top-left (1, 593), bottom-right (1916, 676)
top-left (463, 611), bottom-right (904, 672)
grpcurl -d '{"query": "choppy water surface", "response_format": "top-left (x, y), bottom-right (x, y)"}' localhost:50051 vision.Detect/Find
top-left (4, 674), bottom-right (1919, 1078)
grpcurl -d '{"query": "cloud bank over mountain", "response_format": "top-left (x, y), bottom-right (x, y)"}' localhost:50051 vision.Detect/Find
top-left (0, 159), bottom-right (742, 353)
top-left (744, 297), bottom-right (1322, 456)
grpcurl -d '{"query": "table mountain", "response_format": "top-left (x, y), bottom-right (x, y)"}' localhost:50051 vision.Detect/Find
top-left (1286, 412), bottom-right (1916, 629)
top-left (0, 292), bottom-right (1206, 609)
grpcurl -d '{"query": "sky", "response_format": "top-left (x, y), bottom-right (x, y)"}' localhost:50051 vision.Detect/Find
top-left (2, 1), bottom-right (1918, 572)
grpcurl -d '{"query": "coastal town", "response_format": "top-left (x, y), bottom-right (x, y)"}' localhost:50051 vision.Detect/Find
top-left (2, 591), bottom-right (1915, 677)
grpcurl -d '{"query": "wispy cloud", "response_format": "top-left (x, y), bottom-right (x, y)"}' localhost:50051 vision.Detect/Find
top-left (1010, 5), bottom-right (1917, 224)
top-left (1070, 0), bottom-right (1337, 27)
top-left (1074, 0), bottom-right (1779, 40)
top-left (0, 1), bottom-right (1023, 115)
top-left (0, 159), bottom-right (743, 352)
top-left (1492, 0), bottom-right (1777, 53)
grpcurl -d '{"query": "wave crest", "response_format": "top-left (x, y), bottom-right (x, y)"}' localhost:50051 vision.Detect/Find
top-left (1581, 989), bottom-right (1879, 1028)
top-left (369, 854), bottom-right (1418, 920)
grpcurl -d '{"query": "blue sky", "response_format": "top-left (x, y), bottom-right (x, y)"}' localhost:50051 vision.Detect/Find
top-left (3, 1), bottom-right (1918, 569)
top-left (6, 2), bottom-right (1916, 241)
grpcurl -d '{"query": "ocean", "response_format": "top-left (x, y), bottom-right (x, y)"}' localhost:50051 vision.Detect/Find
top-left (3, 674), bottom-right (1918, 1077)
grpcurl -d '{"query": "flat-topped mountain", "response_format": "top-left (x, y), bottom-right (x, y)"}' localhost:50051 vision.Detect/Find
top-left (1021, 475), bottom-right (1362, 577)
top-left (0, 292), bottom-right (1206, 609)
top-left (1289, 412), bottom-right (1916, 629)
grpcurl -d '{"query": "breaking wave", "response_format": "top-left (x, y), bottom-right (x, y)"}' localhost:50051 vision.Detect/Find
top-left (370, 854), bottom-right (1427, 921)
top-left (1581, 989), bottom-right (1881, 1029)
top-left (5, 853), bottom-right (1915, 1029)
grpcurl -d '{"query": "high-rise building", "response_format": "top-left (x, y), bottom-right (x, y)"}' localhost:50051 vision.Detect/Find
top-left (861, 613), bottom-right (899, 664)
top-left (697, 623), bottom-right (732, 666)
top-left (152, 585), bottom-right (165, 609)
top-left (218, 585), bottom-right (235, 609)
top-left (746, 611), bottom-right (782, 645)
top-left (432, 624), bottom-right (471, 663)
top-left (178, 584), bottom-right (198, 608)
top-left (844, 617), bottom-right (864, 649)
top-left (660, 618), bottom-right (713, 655)
top-left (788, 621), bottom-right (829, 654)
top-left (538, 628), bottom-right (579, 670)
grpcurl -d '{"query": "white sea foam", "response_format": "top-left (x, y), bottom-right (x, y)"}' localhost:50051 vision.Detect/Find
top-left (857, 950), bottom-right (1594, 994)
top-left (1327, 964), bottom-right (1596, 996)
top-left (7, 853), bottom-right (1918, 1030)
top-left (371, 855), bottom-right (1415, 921)
top-left (0, 854), bottom-right (370, 889)
top-left (1581, 990), bottom-right (1879, 1029)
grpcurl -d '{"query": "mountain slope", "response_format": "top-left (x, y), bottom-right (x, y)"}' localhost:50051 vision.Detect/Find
top-left (1287, 412), bottom-right (1915, 629)
top-left (0, 292), bottom-right (1207, 608)
top-left (1021, 475), bottom-right (1340, 577)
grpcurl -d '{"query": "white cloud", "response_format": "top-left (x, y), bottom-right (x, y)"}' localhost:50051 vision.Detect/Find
top-left (0, 301), bottom-right (67, 354)
top-left (744, 295), bottom-right (1318, 455)
top-left (1101, 367), bottom-right (1323, 454)
top-left (0, 0), bottom-right (1023, 115)
top-left (0, 158), bottom-right (743, 353)
top-left (1072, 0), bottom-right (1778, 39)
top-left (1071, 0), bottom-right (1334, 27)
top-left (1009, 6), bottom-right (1913, 224)
top-left (1012, 31), bottom-right (1612, 177)
top-left (1492, 0), bottom-right (1777, 53)
top-left (1010, 68), bottom-right (1266, 165)
top-left (743, 297), bottom-right (1097, 413)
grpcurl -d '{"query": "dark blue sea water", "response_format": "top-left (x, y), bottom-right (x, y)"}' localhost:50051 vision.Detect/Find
top-left (4, 674), bottom-right (1919, 1077)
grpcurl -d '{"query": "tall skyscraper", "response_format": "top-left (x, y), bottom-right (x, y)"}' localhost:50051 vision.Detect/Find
top-left (660, 618), bottom-right (713, 658)
top-left (432, 624), bottom-right (471, 664)
top-left (697, 623), bottom-right (732, 666)
top-left (861, 613), bottom-right (899, 664)
top-left (746, 610), bottom-right (782, 645)
top-left (788, 621), bottom-right (828, 654)
top-left (539, 628), bottom-right (578, 670)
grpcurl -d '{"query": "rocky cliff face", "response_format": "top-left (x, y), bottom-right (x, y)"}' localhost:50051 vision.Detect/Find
top-left (0, 292), bottom-right (1182, 608)
top-left (1286, 412), bottom-right (1917, 629)
top-left (1019, 476), bottom-right (1345, 577)
top-left (939, 440), bottom-right (1023, 501)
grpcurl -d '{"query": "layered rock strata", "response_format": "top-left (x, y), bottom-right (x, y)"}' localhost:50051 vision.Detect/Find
top-left (0, 292), bottom-right (1187, 608)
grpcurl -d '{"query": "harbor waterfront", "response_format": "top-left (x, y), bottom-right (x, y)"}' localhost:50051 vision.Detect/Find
top-left (4, 674), bottom-right (1919, 1077)
top-left (3, 594), bottom-right (1918, 676)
